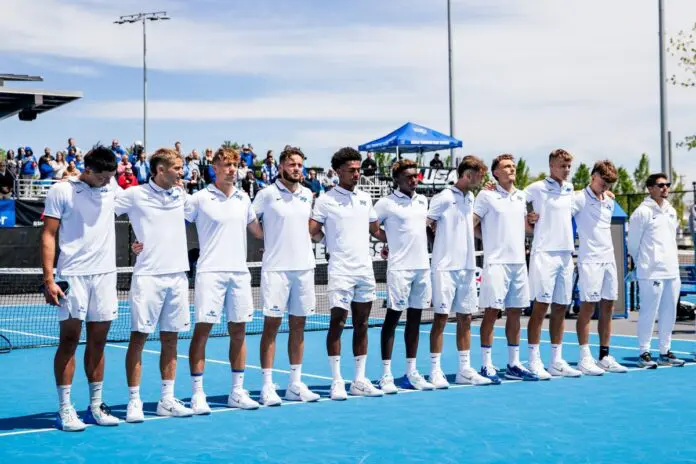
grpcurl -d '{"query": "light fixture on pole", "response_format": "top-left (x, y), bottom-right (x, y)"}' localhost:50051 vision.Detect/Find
top-left (114, 11), bottom-right (170, 155)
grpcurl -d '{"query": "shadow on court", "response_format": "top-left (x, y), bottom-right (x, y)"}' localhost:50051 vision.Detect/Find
top-left (0, 412), bottom-right (56, 432)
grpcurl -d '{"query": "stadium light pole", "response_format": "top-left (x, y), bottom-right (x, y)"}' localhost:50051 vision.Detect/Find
top-left (658, 0), bottom-right (670, 182)
top-left (447, 0), bottom-right (455, 166)
top-left (114, 11), bottom-right (170, 155)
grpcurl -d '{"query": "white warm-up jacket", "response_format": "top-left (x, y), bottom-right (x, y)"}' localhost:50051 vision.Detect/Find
top-left (627, 197), bottom-right (679, 280)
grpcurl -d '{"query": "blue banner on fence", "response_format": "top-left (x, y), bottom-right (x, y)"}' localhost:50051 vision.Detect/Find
top-left (0, 199), bottom-right (16, 227)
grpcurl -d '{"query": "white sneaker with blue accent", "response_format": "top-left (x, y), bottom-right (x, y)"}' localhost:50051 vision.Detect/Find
top-left (190, 392), bottom-right (211, 415)
top-left (349, 378), bottom-right (384, 397)
top-left (156, 397), bottom-right (194, 417)
top-left (57, 405), bottom-right (87, 432)
top-left (228, 389), bottom-right (260, 410)
top-left (330, 380), bottom-right (348, 401)
top-left (126, 399), bottom-right (144, 423)
top-left (285, 382), bottom-right (320, 402)
top-left (379, 374), bottom-right (399, 394)
top-left (259, 383), bottom-right (282, 407)
top-left (83, 403), bottom-right (120, 426)
top-left (429, 370), bottom-right (450, 389)
top-left (404, 371), bottom-right (435, 391)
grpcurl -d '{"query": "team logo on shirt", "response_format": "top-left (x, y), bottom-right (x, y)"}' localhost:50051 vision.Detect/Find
top-left (299, 196), bottom-right (310, 203)
top-left (359, 200), bottom-right (367, 206)
top-left (564, 187), bottom-right (572, 193)
top-left (653, 281), bottom-right (661, 287)
top-left (417, 199), bottom-right (426, 205)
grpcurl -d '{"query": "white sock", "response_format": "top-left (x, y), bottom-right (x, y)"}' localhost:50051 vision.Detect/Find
top-left (329, 355), bottom-right (342, 381)
top-left (232, 370), bottom-right (244, 391)
top-left (480, 346), bottom-right (490, 368)
top-left (382, 359), bottom-right (392, 377)
top-left (579, 344), bottom-right (592, 360)
top-left (508, 345), bottom-right (520, 367)
top-left (191, 373), bottom-right (204, 394)
top-left (528, 344), bottom-right (540, 362)
top-left (128, 386), bottom-right (140, 401)
top-left (551, 344), bottom-right (562, 364)
top-left (406, 358), bottom-right (417, 375)
top-left (88, 381), bottom-right (103, 406)
top-left (262, 368), bottom-right (273, 386)
top-left (354, 355), bottom-right (367, 381)
top-left (289, 364), bottom-right (302, 384)
top-left (161, 379), bottom-right (175, 400)
top-left (430, 353), bottom-right (441, 373)
top-left (57, 385), bottom-right (71, 408)
top-left (459, 350), bottom-right (472, 371)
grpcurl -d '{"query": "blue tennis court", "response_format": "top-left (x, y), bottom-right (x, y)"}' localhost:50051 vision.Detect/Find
top-left (1, 322), bottom-right (695, 463)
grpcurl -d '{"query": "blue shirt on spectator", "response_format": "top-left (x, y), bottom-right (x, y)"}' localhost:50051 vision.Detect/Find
top-left (112, 145), bottom-right (127, 161)
top-left (21, 155), bottom-right (36, 176)
top-left (261, 163), bottom-right (278, 183)
top-left (75, 160), bottom-right (85, 172)
top-left (134, 160), bottom-right (149, 184)
top-left (66, 153), bottom-right (76, 164)
top-left (242, 151), bottom-right (255, 167)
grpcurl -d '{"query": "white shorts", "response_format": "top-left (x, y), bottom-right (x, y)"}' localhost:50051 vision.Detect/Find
top-left (195, 271), bottom-right (254, 324)
top-left (577, 262), bottom-right (618, 303)
top-left (386, 269), bottom-right (432, 311)
top-left (261, 270), bottom-right (316, 318)
top-left (529, 251), bottom-right (573, 305)
top-left (432, 270), bottom-right (478, 315)
top-left (478, 264), bottom-right (530, 310)
top-left (57, 272), bottom-right (118, 323)
top-left (129, 272), bottom-right (191, 333)
top-left (328, 274), bottom-right (377, 311)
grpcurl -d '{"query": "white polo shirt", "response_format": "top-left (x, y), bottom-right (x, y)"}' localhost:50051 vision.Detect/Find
top-left (114, 180), bottom-right (189, 276)
top-left (311, 185), bottom-right (378, 276)
top-left (374, 190), bottom-right (429, 271)
top-left (428, 186), bottom-right (476, 271)
top-left (43, 177), bottom-right (117, 276)
top-left (252, 180), bottom-right (315, 272)
top-left (186, 184), bottom-right (255, 273)
top-left (525, 178), bottom-right (574, 254)
top-left (474, 185), bottom-right (527, 265)
top-left (572, 187), bottom-right (614, 264)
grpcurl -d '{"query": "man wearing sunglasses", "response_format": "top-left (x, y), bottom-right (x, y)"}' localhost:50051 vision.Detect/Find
top-left (627, 173), bottom-right (684, 368)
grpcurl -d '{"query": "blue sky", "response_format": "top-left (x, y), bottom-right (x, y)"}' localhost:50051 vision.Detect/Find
top-left (1, 0), bottom-right (696, 184)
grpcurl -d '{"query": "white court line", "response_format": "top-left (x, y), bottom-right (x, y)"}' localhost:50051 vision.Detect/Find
top-left (1, 361), bottom-right (694, 439)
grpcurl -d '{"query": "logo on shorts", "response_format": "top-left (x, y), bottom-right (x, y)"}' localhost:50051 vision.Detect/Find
top-left (206, 310), bottom-right (217, 317)
top-left (542, 292), bottom-right (551, 299)
top-left (495, 298), bottom-right (504, 305)
top-left (590, 292), bottom-right (600, 298)
top-left (439, 303), bottom-right (447, 309)
top-left (340, 297), bottom-right (350, 304)
top-left (359, 200), bottom-right (367, 206)
top-left (653, 281), bottom-right (661, 287)
top-left (145, 319), bottom-right (153, 326)
top-left (398, 299), bottom-right (406, 306)
top-left (184, 322), bottom-right (190, 327)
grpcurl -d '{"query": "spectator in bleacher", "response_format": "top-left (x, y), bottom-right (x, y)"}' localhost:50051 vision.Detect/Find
top-left (183, 155), bottom-right (201, 193)
top-left (0, 160), bottom-right (14, 199)
top-left (361, 152), bottom-right (377, 176)
top-left (66, 146), bottom-right (77, 164)
top-left (241, 169), bottom-right (261, 199)
top-left (117, 165), bottom-right (139, 189)
top-left (199, 148), bottom-right (214, 184)
top-left (111, 139), bottom-right (127, 161)
top-left (430, 152), bottom-right (444, 169)
top-left (130, 141), bottom-right (144, 164)
top-left (20, 147), bottom-right (37, 180)
top-left (133, 152), bottom-right (149, 184)
top-left (303, 169), bottom-right (322, 197)
top-left (5, 149), bottom-right (17, 176)
top-left (62, 161), bottom-right (80, 179)
top-left (39, 148), bottom-right (55, 180)
top-left (66, 137), bottom-right (81, 155)
top-left (259, 171), bottom-right (269, 189)
top-left (261, 151), bottom-right (278, 183)
top-left (237, 159), bottom-right (249, 185)
top-left (190, 149), bottom-right (201, 169)
top-left (175, 141), bottom-right (183, 158)
top-left (53, 151), bottom-right (68, 179)
top-left (116, 154), bottom-right (132, 175)
top-left (241, 145), bottom-right (256, 167)
top-left (74, 154), bottom-right (85, 172)
top-left (322, 168), bottom-right (339, 192)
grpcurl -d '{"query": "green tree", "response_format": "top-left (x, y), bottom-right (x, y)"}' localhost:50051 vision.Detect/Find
top-left (0, 148), bottom-right (5, 159)
top-left (374, 152), bottom-right (388, 175)
top-left (571, 162), bottom-right (591, 190)
top-left (222, 140), bottom-right (240, 150)
top-left (633, 153), bottom-right (650, 192)
top-left (669, 26), bottom-right (696, 149)
top-left (515, 158), bottom-right (531, 189)
top-left (444, 153), bottom-right (452, 168)
top-left (671, 169), bottom-right (687, 228)
top-left (531, 172), bottom-right (547, 182)
top-left (614, 166), bottom-right (638, 216)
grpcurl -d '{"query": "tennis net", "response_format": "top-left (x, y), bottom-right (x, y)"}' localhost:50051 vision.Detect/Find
top-left (0, 260), bottom-right (443, 349)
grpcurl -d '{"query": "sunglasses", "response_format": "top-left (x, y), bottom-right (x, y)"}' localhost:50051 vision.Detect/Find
top-left (654, 182), bottom-right (671, 188)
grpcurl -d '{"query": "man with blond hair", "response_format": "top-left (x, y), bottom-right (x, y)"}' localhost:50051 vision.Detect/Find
top-left (115, 148), bottom-right (193, 422)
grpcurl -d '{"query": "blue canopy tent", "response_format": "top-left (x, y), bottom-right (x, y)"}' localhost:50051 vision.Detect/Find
top-left (358, 122), bottom-right (462, 156)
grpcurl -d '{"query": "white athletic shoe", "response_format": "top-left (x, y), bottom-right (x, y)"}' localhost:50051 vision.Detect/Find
top-left (259, 383), bottom-right (282, 407)
top-left (349, 378), bottom-right (384, 397)
top-left (126, 399), bottom-right (145, 423)
top-left (156, 397), bottom-right (194, 417)
top-left (528, 359), bottom-right (552, 381)
top-left (405, 371), bottom-right (435, 391)
top-left (190, 392), bottom-right (211, 415)
top-left (285, 382), bottom-right (320, 402)
top-left (455, 367), bottom-right (493, 386)
top-left (330, 380), bottom-right (348, 401)
top-left (548, 359), bottom-right (582, 378)
top-left (577, 357), bottom-right (605, 376)
top-left (597, 355), bottom-right (629, 373)
top-left (56, 405), bottom-right (87, 432)
top-left (83, 403), bottom-right (120, 426)
top-left (228, 389), bottom-right (260, 410)
top-left (429, 370), bottom-right (450, 389)
top-left (378, 374), bottom-right (399, 394)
